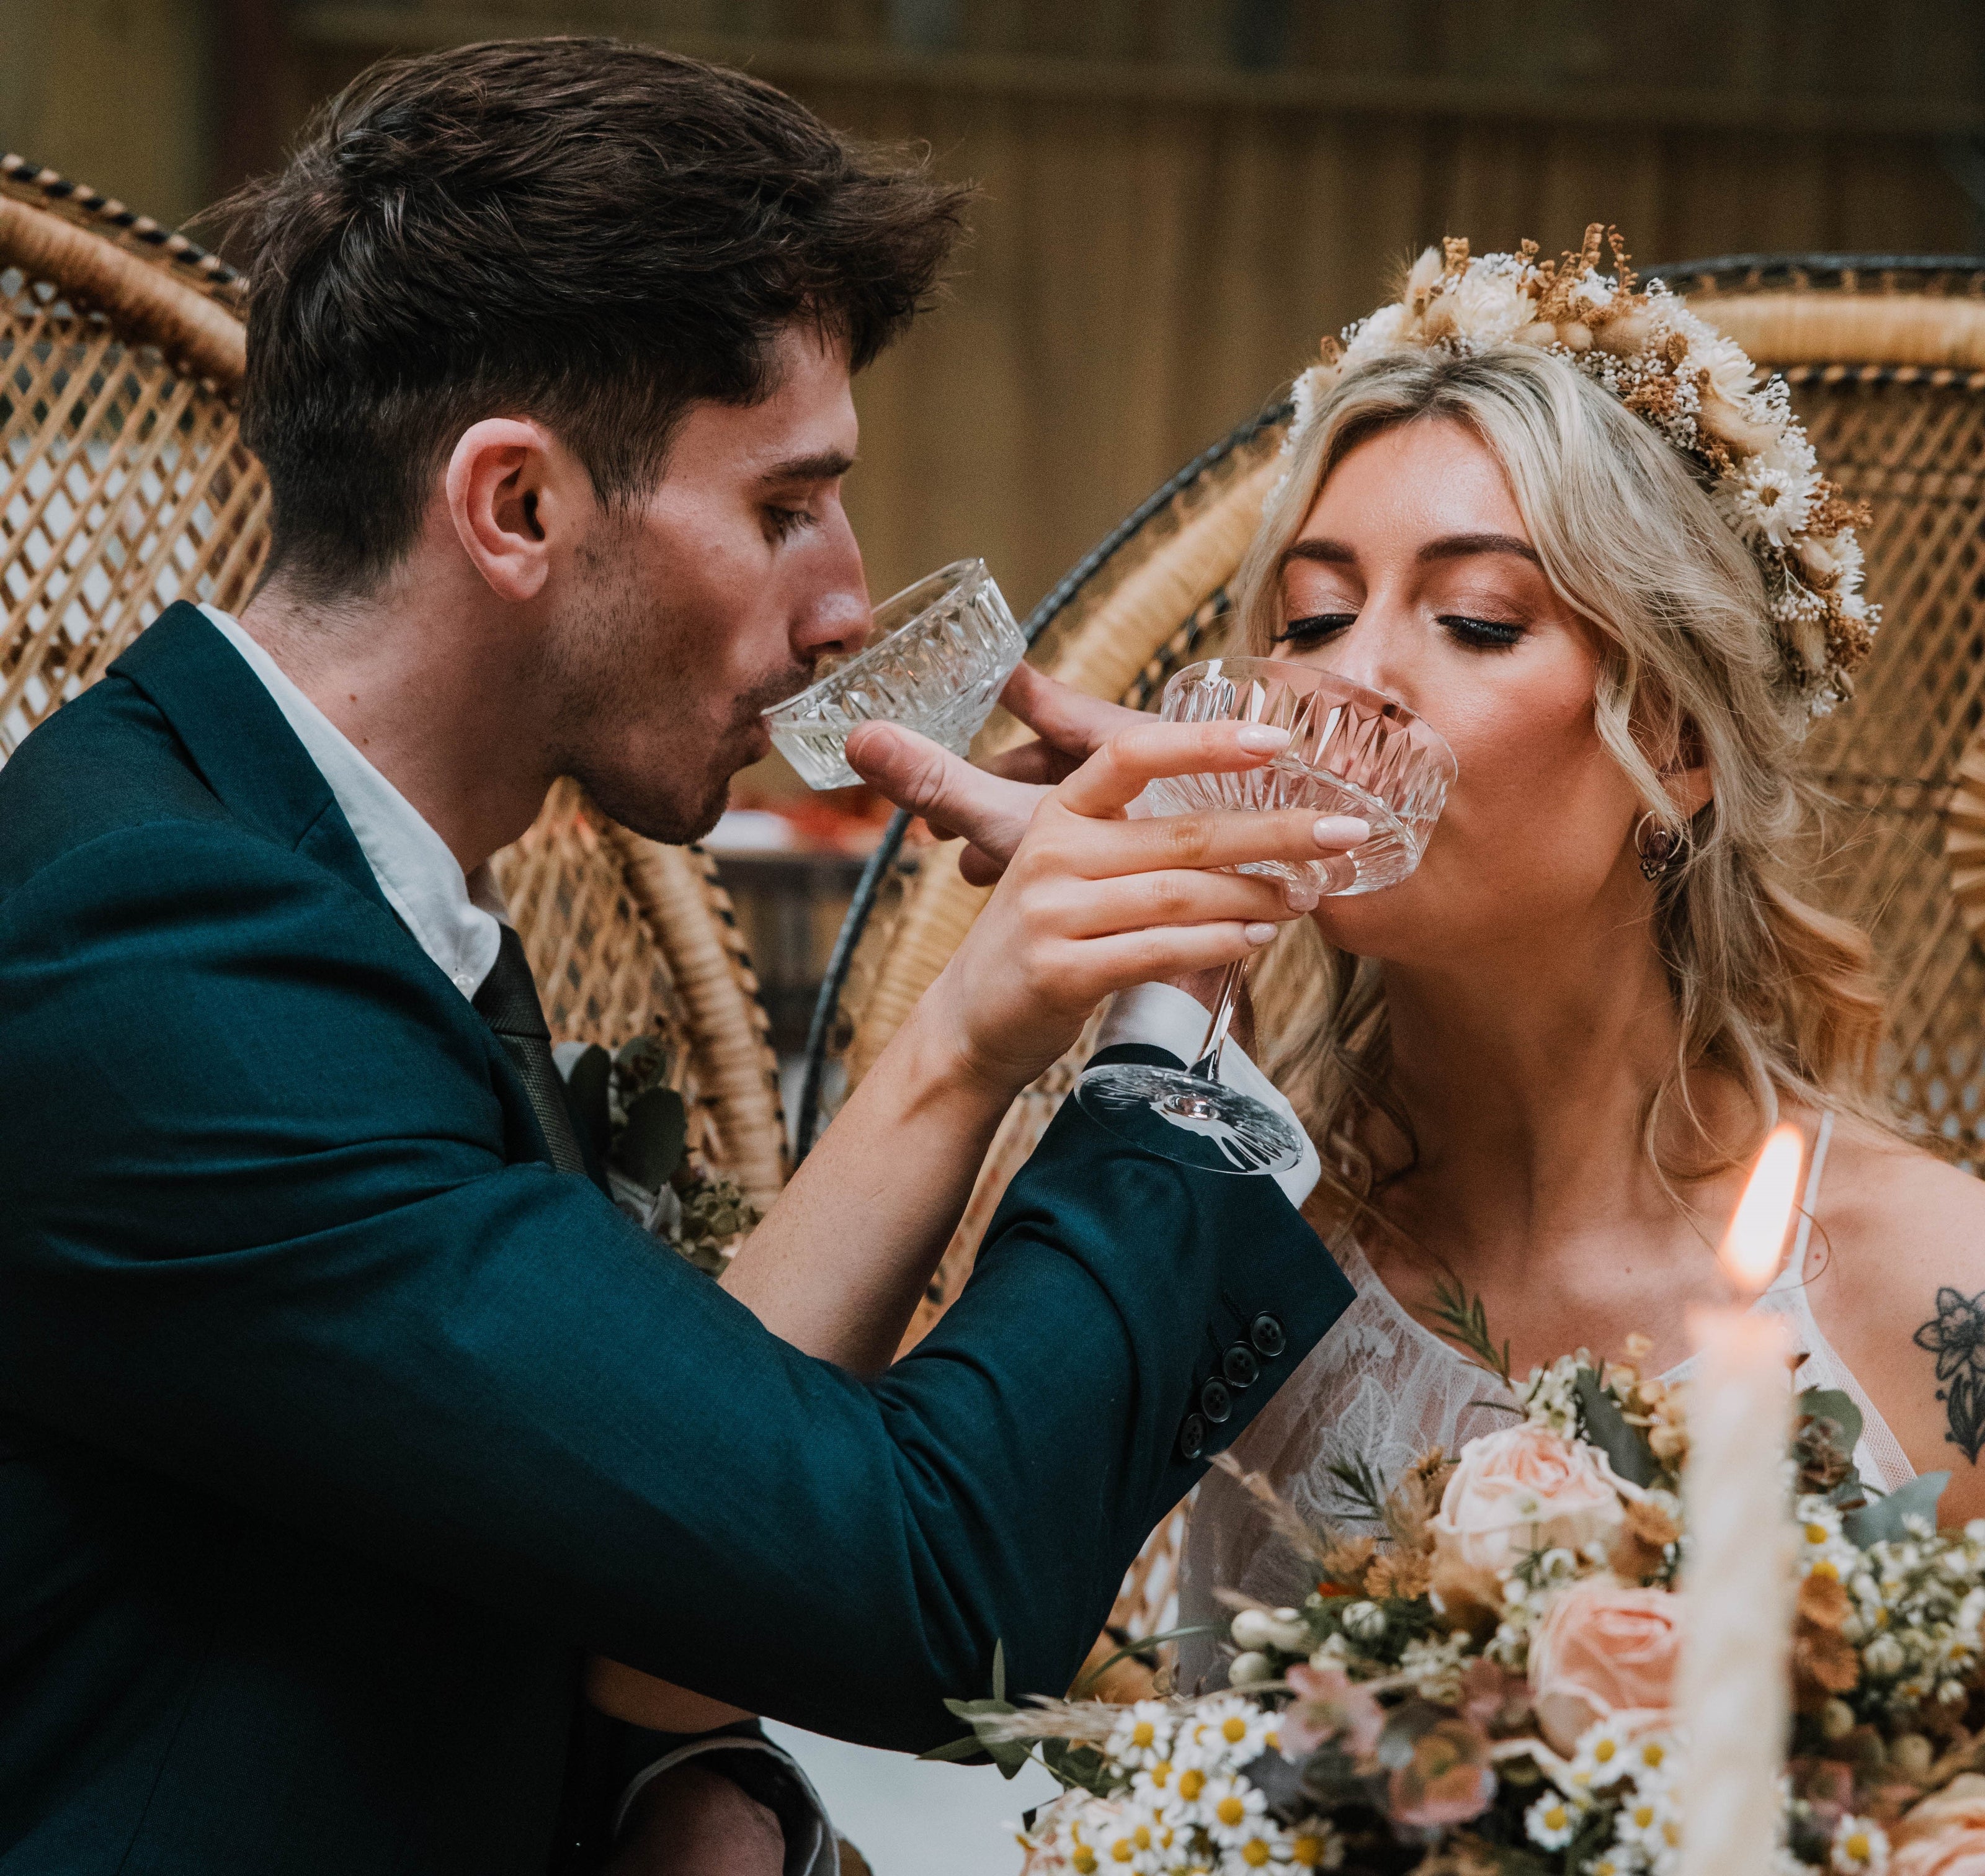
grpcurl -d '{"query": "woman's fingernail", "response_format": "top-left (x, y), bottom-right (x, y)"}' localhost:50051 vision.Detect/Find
top-left (1286, 883), bottom-right (1321, 911)
top-left (1237, 725), bottom-right (1291, 753)
top-left (1314, 815), bottom-right (1370, 846)
top-left (1244, 921), bottom-right (1278, 946)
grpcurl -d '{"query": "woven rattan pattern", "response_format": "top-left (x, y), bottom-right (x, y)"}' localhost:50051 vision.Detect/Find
top-left (1, 256), bottom-right (267, 754)
top-left (1796, 375), bottom-right (1985, 1168)
top-left (489, 779), bottom-right (711, 1141)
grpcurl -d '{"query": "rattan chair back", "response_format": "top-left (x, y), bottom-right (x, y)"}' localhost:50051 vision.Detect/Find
top-left (805, 254), bottom-right (1985, 1650)
top-left (0, 158), bottom-right (787, 1210)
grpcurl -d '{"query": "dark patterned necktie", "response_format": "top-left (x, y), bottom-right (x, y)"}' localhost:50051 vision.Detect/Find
top-left (471, 924), bottom-right (589, 1179)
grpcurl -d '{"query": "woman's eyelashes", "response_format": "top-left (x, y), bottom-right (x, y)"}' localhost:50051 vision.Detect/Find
top-left (1276, 610), bottom-right (1527, 651)
top-left (1275, 612), bottom-right (1356, 645)
top-left (1439, 613), bottom-right (1526, 650)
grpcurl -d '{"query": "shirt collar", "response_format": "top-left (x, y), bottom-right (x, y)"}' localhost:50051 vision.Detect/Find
top-left (200, 605), bottom-right (504, 1001)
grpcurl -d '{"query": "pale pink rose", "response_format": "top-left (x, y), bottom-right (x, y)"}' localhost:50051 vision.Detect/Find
top-left (1895, 1776), bottom-right (1985, 1876)
top-left (1430, 1423), bottom-right (1639, 1579)
top-left (1282, 1663), bottom-right (1384, 1760)
top-left (1525, 1576), bottom-right (1684, 1756)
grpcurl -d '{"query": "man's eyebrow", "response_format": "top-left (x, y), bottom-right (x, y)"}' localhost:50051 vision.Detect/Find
top-left (759, 449), bottom-right (855, 484)
top-left (1418, 532), bottom-right (1541, 566)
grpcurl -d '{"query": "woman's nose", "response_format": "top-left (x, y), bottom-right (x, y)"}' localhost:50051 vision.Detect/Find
top-left (1319, 609), bottom-right (1416, 707)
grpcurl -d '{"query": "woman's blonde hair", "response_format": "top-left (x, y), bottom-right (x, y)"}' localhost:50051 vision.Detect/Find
top-left (1237, 344), bottom-right (1886, 1201)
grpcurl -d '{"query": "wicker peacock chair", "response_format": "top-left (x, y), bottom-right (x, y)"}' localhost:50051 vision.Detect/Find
top-left (797, 252), bottom-right (1985, 1658)
top-left (0, 156), bottom-right (788, 1212)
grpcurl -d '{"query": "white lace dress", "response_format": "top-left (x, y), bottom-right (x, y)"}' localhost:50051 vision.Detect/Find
top-left (1177, 1114), bottom-right (1914, 1689)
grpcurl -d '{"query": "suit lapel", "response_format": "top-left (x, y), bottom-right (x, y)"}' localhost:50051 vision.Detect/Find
top-left (112, 602), bottom-right (390, 914)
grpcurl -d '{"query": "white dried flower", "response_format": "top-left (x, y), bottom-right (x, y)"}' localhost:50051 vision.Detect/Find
top-left (1526, 1791), bottom-right (1581, 1849)
top-left (1831, 1813), bottom-right (1890, 1875)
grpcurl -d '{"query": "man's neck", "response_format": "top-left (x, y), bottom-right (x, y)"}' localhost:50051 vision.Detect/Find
top-left (238, 572), bottom-right (556, 875)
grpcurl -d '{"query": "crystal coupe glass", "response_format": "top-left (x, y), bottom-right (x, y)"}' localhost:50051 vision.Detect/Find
top-left (1076, 657), bottom-right (1457, 1175)
top-left (764, 558), bottom-right (1027, 790)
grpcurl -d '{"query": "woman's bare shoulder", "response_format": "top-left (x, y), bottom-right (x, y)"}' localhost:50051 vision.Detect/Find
top-left (1809, 1120), bottom-right (1985, 1520)
top-left (1820, 1122), bottom-right (1985, 1268)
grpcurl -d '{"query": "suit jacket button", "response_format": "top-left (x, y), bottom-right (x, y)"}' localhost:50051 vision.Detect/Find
top-left (1223, 1343), bottom-right (1260, 1390)
top-left (1200, 1377), bottom-right (1233, 1424)
top-left (1179, 1413), bottom-right (1208, 1461)
top-left (1251, 1313), bottom-right (1287, 1358)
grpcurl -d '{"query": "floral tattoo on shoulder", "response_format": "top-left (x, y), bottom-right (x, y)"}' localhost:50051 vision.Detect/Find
top-left (1914, 1287), bottom-right (1985, 1463)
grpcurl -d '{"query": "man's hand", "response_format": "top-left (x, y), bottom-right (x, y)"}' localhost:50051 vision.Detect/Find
top-left (604, 1760), bottom-right (785, 1876)
top-left (906, 715), bottom-right (1367, 1094)
top-left (847, 663), bottom-right (1146, 884)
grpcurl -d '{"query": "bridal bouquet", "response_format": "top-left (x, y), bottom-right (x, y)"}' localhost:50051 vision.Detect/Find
top-left (953, 1321), bottom-right (1985, 1876)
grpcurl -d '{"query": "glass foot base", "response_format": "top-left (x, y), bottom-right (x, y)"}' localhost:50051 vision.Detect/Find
top-left (1074, 1062), bottom-right (1304, 1177)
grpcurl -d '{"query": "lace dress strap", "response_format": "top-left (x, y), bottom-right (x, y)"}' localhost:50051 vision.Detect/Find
top-left (1757, 1110), bottom-right (1916, 1494)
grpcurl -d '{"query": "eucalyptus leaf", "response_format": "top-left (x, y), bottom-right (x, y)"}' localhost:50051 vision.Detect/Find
top-left (1574, 1369), bottom-right (1658, 1488)
top-left (1798, 1387), bottom-right (1864, 1457)
top-left (1042, 1740), bottom-right (1115, 1797)
top-left (1845, 1470), bottom-right (1950, 1548)
top-left (933, 1696), bottom-right (1030, 1778)
top-left (563, 1043), bottom-right (613, 1161)
top-left (617, 1086), bottom-right (687, 1189)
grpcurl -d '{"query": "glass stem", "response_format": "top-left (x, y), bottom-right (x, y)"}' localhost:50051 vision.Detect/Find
top-left (1190, 957), bottom-right (1249, 1083)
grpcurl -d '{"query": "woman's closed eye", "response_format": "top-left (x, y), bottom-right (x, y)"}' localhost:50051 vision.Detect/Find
top-left (1440, 613), bottom-right (1526, 651)
top-left (1275, 612), bottom-right (1356, 646)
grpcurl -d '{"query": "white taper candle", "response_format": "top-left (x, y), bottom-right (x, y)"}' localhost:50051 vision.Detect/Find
top-left (1678, 1122), bottom-right (1804, 1876)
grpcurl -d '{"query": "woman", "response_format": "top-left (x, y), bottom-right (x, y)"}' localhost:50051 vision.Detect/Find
top-left (1177, 231), bottom-right (1985, 1663)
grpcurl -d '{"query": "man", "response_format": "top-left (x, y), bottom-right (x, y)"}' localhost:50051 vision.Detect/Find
top-left (0, 38), bottom-right (1357, 1876)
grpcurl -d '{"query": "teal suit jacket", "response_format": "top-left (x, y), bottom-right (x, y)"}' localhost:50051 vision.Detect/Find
top-left (0, 605), bottom-right (1352, 1873)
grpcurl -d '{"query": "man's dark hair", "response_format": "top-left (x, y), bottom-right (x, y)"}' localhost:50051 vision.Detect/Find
top-left (221, 38), bottom-right (970, 597)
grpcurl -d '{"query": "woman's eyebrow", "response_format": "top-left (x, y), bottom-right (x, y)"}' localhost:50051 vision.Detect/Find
top-left (1280, 538), bottom-right (1357, 567)
top-left (1418, 532), bottom-right (1542, 566)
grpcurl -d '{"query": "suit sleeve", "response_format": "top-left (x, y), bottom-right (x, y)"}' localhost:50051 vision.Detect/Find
top-left (0, 821), bottom-right (1352, 1751)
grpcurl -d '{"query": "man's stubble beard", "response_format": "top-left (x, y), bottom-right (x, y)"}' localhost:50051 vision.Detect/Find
top-left (541, 543), bottom-right (811, 847)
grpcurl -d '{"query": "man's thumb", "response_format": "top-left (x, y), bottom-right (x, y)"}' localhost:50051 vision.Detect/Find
top-left (844, 722), bottom-right (1040, 865)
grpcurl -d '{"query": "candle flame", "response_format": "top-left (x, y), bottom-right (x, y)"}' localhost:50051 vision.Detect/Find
top-left (1721, 1122), bottom-right (1804, 1295)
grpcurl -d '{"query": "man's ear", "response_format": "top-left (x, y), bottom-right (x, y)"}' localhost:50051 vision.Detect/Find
top-left (444, 419), bottom-right (587, 604)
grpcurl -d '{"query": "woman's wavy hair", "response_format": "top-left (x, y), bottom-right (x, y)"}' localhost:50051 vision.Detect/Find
top-left (1236, 344), bottom-right (1887, 1207)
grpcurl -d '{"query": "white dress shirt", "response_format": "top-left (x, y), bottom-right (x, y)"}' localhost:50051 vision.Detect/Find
top-left (201, 605), bottom-right (507, 1001)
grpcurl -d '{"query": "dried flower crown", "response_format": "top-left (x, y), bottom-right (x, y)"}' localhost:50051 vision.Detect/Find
top-left (1282, 226), bottom-right (1877, 720)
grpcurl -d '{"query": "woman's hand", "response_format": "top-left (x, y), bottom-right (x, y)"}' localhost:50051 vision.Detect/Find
top-left (897, 714), bottom-right (1365, 1096)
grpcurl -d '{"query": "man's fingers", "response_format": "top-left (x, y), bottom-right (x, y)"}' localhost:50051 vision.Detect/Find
top-left (1055, 720), bottom-right (1310, 817)
top-left (845, 721), bottom-right (1045, 865)
top-left (958, 843), bottom-right (1007, 887)
top-left (977, 741), bottom-right (1086, 788)
top-left (1000, 663), bottom-right (1146, 757)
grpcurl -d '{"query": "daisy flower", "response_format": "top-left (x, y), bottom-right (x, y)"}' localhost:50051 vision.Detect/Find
top-left (1107, 1701), bottom-right (1176, 1773)
top-left (1831, 1815), bottom-right (1889, 1875)
top-left (1199, 1774), bottom-right (1267, 1849)
top-left (1285, 1819), bottom-right (1344, 1870)
top-left (1181, 1695), bottom-right (1276, 1772)
top-left (1525, 1791), bottom-right (1581, 1850)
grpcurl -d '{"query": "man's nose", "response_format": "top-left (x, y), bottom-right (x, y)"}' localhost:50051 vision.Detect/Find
top-left (793, 510), bottom-right (871, 667)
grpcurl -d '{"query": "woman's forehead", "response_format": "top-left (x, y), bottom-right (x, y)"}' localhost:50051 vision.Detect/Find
top-left (1298, 419), bottom-right (1530, 555)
